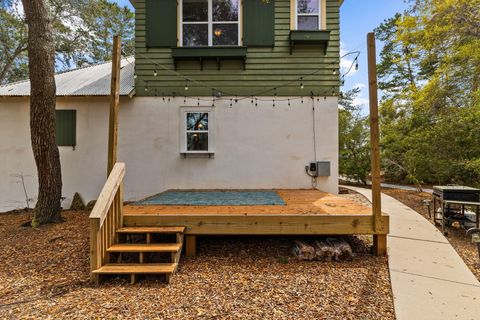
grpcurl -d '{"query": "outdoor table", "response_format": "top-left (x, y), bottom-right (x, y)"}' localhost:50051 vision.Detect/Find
top-left (433, 198), bottom-right (480, 235)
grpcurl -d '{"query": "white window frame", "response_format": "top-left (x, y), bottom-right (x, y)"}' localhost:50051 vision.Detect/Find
top-left (294, 0), bottom-right (322, 30)
top-left (179, 0), bottom-right (241, 47)
top-left (180, 107), bottom-right (215, 154)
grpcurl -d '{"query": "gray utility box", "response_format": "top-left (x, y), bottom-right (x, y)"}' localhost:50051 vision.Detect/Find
top-left (316, 161), bottom-right (331, 177)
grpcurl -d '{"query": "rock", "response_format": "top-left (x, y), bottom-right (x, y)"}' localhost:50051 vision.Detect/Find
top-left (86, 200), bottom-right (96, 212)
top-left (70, 193), bottom-right (86, 211)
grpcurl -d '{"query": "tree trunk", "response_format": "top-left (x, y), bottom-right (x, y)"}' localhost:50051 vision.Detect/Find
top-left (22, 0), bottom-right (62, 226)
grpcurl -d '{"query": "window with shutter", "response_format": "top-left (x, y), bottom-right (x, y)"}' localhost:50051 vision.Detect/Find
top-left (56, 110), bottom-right (76, 147)
top-left (146, 0), bottom-right (178, 47)
top-left (243, 0), bottom-right (275, 46)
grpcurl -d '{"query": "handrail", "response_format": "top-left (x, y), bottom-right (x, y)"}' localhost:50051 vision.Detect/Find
top-left (89, 162), bottom-right (125, 284)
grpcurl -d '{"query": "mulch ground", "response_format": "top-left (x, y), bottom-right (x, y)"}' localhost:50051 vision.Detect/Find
top-left (0, 207), bottom-right (395, 319)
top-left (382, 189), bottom-right (480, 281)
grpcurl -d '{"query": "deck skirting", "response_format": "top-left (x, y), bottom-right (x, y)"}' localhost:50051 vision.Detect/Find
top-left (123, 213), bottom-right (389, 236)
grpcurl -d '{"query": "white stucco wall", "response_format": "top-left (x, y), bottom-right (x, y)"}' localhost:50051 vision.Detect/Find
top-left (0, 96), bottom-right (338, 211)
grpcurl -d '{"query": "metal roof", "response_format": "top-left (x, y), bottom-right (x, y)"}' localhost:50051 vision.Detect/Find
top-left (0, 57), bottom-right (135, 97)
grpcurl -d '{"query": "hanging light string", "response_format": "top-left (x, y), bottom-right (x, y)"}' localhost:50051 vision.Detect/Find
top-left (122, 43), bottom-right (361, 102)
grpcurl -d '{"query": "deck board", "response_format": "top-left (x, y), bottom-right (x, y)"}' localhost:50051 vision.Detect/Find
top-left (124, 189), bottom-right (372, 216)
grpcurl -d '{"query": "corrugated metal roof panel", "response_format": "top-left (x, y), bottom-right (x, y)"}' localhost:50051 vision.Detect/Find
top-left (0, 57), bottom-right (135, 97)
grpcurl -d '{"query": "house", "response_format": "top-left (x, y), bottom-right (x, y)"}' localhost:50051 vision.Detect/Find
top-left (1, 0), bottom-right (341, 211)
top-left (0, 0), bottom-right (388, 283)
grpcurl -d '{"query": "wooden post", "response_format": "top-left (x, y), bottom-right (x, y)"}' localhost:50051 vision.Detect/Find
top-left (107, 35), bottom-right (122, 175)
top-left (185, 235), bottom-right (196, 257)
top-left (367, 32), bottom-right (386, 256)
top-left (90, 218), bottom-right (100, 284)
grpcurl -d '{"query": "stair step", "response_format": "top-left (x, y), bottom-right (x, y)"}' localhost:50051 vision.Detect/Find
top-left (116, 226), bottom-right (185, 234)
top-left (107, 243), bottom-right (182, 253)
top-left (92, 263), bottom-right (177, 274)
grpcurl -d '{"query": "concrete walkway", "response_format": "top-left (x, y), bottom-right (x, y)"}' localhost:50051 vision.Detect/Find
top-left (344, 186), bottom-right (480, 320)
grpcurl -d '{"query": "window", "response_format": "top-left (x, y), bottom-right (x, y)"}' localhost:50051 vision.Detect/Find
top-left (181, 0), bottom-right (240, 47)
top-left (181, 108), bottom-right (214, 153)
top-left (55, 110), bottom-right (76, 147)
top-left (295, 0), bottom-right (322, 30)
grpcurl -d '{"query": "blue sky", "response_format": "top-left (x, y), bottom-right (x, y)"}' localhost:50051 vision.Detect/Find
top-left (113, 0), bottom-right (408, 108)
top-left (339, 0), bottom-right (408, 108)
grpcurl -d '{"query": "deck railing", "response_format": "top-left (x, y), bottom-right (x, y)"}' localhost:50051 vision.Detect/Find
top-left (89, 162), bottom-right (125, 283)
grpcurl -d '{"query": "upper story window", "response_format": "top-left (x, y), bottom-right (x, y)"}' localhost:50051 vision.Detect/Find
top-left (181, 0), bottom-right (240, 47)
top-left (295, 0), bottom-right (322, 30)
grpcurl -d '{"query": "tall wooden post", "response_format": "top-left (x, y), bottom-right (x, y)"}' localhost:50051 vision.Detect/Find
top-left (367, 32), bottom-right (386, 256)
top-left (107, 35), bottom-right (122, 175)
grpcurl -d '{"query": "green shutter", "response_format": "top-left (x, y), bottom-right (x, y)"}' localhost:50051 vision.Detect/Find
top-left (243, 0), bottom-right (275, 46)
top-left (146, 0), bottom-right (177, 48)
top-left (56, 110), bottom-right (76, 147)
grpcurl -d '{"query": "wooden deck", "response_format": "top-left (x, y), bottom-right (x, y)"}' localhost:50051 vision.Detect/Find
top-left (123, 189), bottom-right (389, 236)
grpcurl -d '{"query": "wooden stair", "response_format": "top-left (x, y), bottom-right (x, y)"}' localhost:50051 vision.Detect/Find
top-left (92, 226), bottom-right (185, 284)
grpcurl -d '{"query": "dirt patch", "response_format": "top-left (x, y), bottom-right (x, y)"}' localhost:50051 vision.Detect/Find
top-left (382, 189), bottom-right (480, 281)
top-left (0, 210), bottom-right (395, 319)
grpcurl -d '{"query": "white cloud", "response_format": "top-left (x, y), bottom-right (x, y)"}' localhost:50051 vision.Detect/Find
top-left (353, 97), bottom-right (369, 107)
top-left (353, 83), bottom-right (366, 89)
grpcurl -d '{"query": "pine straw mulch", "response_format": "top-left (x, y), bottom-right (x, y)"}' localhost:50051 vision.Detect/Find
top-left (0, 209), bottom-right (394, 320)
top-left (382, 189), bottom-right (480, 281)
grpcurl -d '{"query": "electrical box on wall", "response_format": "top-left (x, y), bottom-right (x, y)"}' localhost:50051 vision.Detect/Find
top-left (316, 161), bottom-right (331, 177)
top-left (306, 161), bottom-right (331, 177)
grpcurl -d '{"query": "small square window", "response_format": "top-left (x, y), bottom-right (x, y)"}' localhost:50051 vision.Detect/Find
top-left (181, 109), bottom-right (214, 154)
top-left (295, 0), bottom-right (322, 30)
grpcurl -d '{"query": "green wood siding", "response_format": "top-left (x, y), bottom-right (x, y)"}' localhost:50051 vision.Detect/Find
top-left (135, 0), bottom-right (340, 96)
top-left (243, 0), bottom-right (275, 47)
top-left (146, 0), bottom-right (177, 47)
top-left (56, 110), bottom-right (76, 147)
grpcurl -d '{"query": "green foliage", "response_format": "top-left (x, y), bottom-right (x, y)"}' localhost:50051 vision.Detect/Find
top-left (376, 0), bottom-right (480, 186)
top-left (339, 88), bottom-right (371, 185)
top-left (0, 0), bottom-right (134, 84)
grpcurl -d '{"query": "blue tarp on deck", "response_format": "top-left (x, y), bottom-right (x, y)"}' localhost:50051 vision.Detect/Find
top-left (134, 190), bottom-right (286, 206)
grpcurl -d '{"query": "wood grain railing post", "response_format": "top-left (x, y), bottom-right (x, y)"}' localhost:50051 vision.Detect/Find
top-left (90, 218), bottom-right (100, 284)
top-left (89, 162), bottom-right (126, 283)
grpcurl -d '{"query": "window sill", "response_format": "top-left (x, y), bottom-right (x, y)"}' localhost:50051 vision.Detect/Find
top-left (289, 30), bottom-right (331, 54)
top-left (172, 47), bottom-right (247, 70)
top-left (181, 152), bottom-right (215, 159)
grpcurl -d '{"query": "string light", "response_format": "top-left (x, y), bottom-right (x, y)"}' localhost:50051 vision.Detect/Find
top-left (153, 67), bottom-right (158, 77)
top-left (288, 99), bottom-right (291, 106)
top-left (197, 98), bottom-right (200, 106)
top-left (273, 99), bottom-right (275, 107)
top-left (122, 45), bottom-right (360, 103)
top-left (229, 99), bottom-right (233, 107)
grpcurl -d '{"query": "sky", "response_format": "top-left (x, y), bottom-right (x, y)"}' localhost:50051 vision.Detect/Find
top-left (113, 0), bottom-right (408, 109)
top-left (339, 0), bottom-right (408, 109)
